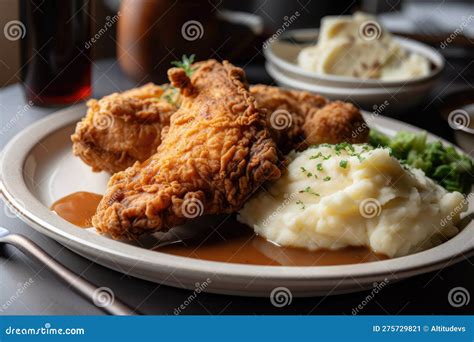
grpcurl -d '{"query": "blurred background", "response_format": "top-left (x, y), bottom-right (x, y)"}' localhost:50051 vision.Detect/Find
top-left (1, 0), bottom-right (472, 86)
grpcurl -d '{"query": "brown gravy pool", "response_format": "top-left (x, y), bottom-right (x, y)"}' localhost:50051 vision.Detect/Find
top-left (50, 191), bottom-right (102, 228)
top-left (51, 192), bottom-right (388, 266)
top-left (157, 220), bottom-right (388, 266)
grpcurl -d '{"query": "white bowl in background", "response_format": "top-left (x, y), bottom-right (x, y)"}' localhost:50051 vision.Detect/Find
top-left (263, 28), bottom-right (445, 113)
top-left (266, 62), bottom-right (435, 113)
top-left (264, 28), bottom-right (445, 89)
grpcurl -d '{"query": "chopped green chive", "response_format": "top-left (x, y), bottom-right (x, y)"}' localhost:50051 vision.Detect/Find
top-left (339, 160), bottom-right (348, 168)
top-left (309, 152), bottom-right (323, 159)
top-left (299, 186), bottom-right (320, 197)
top-left (296, 200), bottom-right (306, 210)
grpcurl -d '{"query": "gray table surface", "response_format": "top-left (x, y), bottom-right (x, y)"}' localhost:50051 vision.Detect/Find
top-left (0, 59), bottom-right (473, 315)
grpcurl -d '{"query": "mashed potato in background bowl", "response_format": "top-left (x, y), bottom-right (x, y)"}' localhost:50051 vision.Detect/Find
top-left (297, 12), bottom-right (430, 80)
top-left (238, 144), bottom-right (467, 258)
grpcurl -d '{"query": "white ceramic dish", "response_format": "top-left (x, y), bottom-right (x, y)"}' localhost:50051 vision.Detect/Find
top-left (263, 29), bottom-right (444, 112)
top-left (264, 29), bottom-right (445, 88)
top-left (266, 62), bottom-right (437, 112)
top-left (1, 105), bottom-right (473, 297)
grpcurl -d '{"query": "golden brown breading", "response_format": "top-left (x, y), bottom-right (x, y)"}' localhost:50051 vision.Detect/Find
top-left (71, 83), bottom-right (178, 173)
top-left (70, 83), bottom-right (325, 173)
top-left (72, 82), bottom-right (368, 174)
top-left (92, 60), bottom-right (282, 239)
top-left (250, 84), bottom-right (327, 152)
top-left (302, 101), bottom-right (369, 145)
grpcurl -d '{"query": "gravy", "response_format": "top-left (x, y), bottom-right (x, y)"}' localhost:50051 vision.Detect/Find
top-left (157, 220), bottom-right (388, 266)
top-left (51, 192), bottom-right (388, 266)
top-left (50, 191), bottom-right (102, 228)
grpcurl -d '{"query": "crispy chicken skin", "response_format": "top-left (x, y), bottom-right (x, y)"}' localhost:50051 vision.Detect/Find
top-left (302, 101), bottom-right (369, 145)
top-left (71, 83), bottom-right (178, 173)
top-left (71, 82), bottom-right (367, 173)
top-left (250, 84), bottom-right (328, 152)
top-left (92, 60), bottom-right (282, 239)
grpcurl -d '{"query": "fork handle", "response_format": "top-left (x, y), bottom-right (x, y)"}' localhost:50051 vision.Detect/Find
top-left (2, 233), bottom-right (138, 315)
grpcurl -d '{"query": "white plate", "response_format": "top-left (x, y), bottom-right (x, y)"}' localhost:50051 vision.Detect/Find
top-left (1, 105), bottom-right (473, 297)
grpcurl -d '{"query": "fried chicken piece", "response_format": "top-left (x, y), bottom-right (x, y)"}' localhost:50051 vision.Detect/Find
top-left (72, 81), bottom-right (368, 174)
top-left (71, 83), bottom-right (178, 173)
top-left (302, 101), bottom-right (369, 145)
top-left (92, 60), bottom-right (282, 239)
top-left (250, 84), bottom-right (328, 152)
top-left (72, 82), bottom-right (316, 173)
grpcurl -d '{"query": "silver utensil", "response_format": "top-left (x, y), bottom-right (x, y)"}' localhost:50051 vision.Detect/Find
top-left (0, 227), bottom-right (138, 315)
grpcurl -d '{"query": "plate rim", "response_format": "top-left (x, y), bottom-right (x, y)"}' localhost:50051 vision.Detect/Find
top-left (1, 104), bottom-right (473, 290)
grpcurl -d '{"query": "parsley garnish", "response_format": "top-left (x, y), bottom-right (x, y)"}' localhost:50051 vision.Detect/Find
top-left (171, 54), bottom-right (196, 76)
top-left (316, 163), bottom-right (323, 171)
top-left (323, 176), bottom-right (331, 181)
top-left (339, 160), bottom-right (348, 168)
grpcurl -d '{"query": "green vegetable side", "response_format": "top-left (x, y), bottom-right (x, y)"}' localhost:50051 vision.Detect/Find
top-left (369, 130), bottom-right (474, 194)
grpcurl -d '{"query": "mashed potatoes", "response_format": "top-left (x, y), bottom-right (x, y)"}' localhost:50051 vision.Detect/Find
top-left (238, 144), bottom-right (466, 258)
top-left (297, 12), bottom-right (430, 80)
